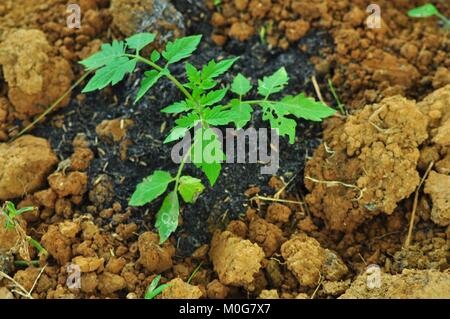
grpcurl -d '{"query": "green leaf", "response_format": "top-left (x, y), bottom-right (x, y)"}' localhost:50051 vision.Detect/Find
top-left (271, 116), bottom-right (297, 144)
top-left (161, 100), bottom-right (190, 114)
top-left (79, 40), bottom-right (126, 70)
top-left (200, 162), bottom-right (221, 186)
top-left (151, 50), bottom-right (161, 62)
top-left (191, 128), bottom-right (224, 186)
top-left (126, 33), bottom-right (156, 53)
top-left (258, 67), bottom-right (289, 97)
top-left (178, 176), bottom-right (205, 203)
top-left (145, 283), bottom-right (171, 299)
top-left (276, 94), bottom-right (336, 121)
top-left (163, 127), bottom-right (188, 144)
top-left (408, 4), bottom-right (439, 17)
top-left (175, 112), bottom-right (200, 128)
top-left (15, 207), bottom-right (35, 216)
top-left (162, 35), bottom-right (202, 64)
top-left (135, 70), bottom-right (162, 103)
top-left (231, 73), bottom-right (252, 96)
top-left (129, 170), bottom-right (173, 206)
top-left (185, 63), bottom-right (201, 85)
top-left (202, 57), bottom-right (239, 80)
top-left (82, 57), bottom-right (137, 93)
top-left (155, 192), bottom-right (180, 243)
top-left (146, 275), bottom-right (162, 295)
top-left (204, 107), bottom-right (231, 126)
top-left (200, 88), bottom-right (228, 107)
top-left (229, 99), bottom-right (253, 128)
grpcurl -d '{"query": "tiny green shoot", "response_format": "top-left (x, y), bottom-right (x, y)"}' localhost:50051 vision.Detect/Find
top-left (187, 262), bottom-right (204, 284)
top-left (327, 79), bottom-right (347, 116)
top-left (80, 32), bottom-right (336, 244)
top-left (408, 3), bottom-right (450, 27)
top-left (144, 275), bottom-right (171, 299)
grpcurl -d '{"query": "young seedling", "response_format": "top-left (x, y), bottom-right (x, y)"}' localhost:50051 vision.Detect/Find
top-left (80, 32), bottom-right (335, 243)
top-left (144, 275), bottom-right (171, 299)
top-left (408, 3), bottom-right (450, 28)
top-left (1, 202), bottom-right (48, 258)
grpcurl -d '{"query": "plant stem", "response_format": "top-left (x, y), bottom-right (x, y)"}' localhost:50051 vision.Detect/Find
top-left (14, 260), bottom-right (40, 267)
top-left (126, 54), bottom-right (195, 102)
top-left (435, 12), bottom-right (450, 27)
top-left (26, 236), bottom-right (48, 256)
top-left (174, 143), bottom-right (194, 191)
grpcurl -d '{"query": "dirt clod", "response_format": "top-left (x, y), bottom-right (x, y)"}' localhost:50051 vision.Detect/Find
top-left (159, 278), bottom-right (203, 299)
top-left (305, 96), bottom-right (429, 232)
top-left (341, 269), bottom-right (450, 299)
top-left (281, 233), bottom-right (347, 287)
top-left (210, 231), bottom-right (265, 288)
top-left (137, 232), bottom-right (175, 273)
top-left (0, 135), bottom-right (58, 200)
top-left (0, 29), bottom-right (73, 119)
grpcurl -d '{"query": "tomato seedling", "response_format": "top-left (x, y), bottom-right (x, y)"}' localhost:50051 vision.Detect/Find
top-left (80, 33), bottom-right (335, 243)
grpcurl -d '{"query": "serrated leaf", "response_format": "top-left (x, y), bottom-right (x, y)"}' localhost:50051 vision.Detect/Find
top-left (164, 127), bottom-right (188, 144)
top-left (231, 73), bottom-right (252, 96)
top-left (271, 116), bottom-right (297, 144)
top-left (155, 192), bottom-right (179, 243)
top-left (203, 104), bottom-right (245, 127)
top-left (79, 40), bottom-right (126, 70)
top-left (276, 94), bottom-right (336, 121)
top-left (178, 176), bottom-right (205, 203)
top-left (202, 57), bottom-right (239, 80)
top-left (408, 4), bottom-right (439, 17)
top-left (135, 70), bottom-right (162, 103)
top-left (162, 35), bottom-right (202, 64)
top-left (151, 50), bottom-right (161, 62)
top-left (175, 112), bottom-right (200, 128)
top-left (82, 57), bottom-right (137, 93)
top-left (161, 100), bottom-right (190, 114)
top-left (129, 170), bottom-right (173, 206)
top-left (185, 63), bottom-right (201, 85)
top-left (126, 33), bottom-right (156, 53)
top-left (258, 67), bottom-right (289, 97)
top-left (200, 88), bottom-right (228, 107)
top-left (229, 99), bottom-right (253, 128)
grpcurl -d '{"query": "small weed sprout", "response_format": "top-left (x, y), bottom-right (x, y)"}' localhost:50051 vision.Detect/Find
top-left (145, 275), bottom-right (170, 299)
top-left (80, 33), bottom-right (335, 243)
top-left (1, 201), bottom-right (48, 258)
top-left (408, 3), bottom-right (450, 28)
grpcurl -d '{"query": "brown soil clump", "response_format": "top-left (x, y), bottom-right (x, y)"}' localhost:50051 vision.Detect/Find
top-left (0, 29), bottom-right (74, 119)
top-left (210, 230), bottom-right (265, 288)
top-left (0, 135), bottom-right (58, 200)
top-left (341, 269), bottom-right (450, 299)
top-left (305, 95), bottom-right (428, 232)
top-left (159, 278), bottom-right (203, 299)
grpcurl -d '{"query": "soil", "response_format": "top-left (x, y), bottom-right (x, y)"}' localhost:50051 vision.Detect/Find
top-left (0, 0), bottom-right (449, 299)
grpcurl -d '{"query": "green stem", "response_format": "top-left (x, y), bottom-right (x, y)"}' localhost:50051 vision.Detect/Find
top-left (435, 12), bottom-right (450, 26)
top-left (174, 143), bottom-right (194, 191)
top-left (126, 54), bottom-right (195, 102)
top-left (26, 236), bottom-right (48, 256)
top-left (14, 260), bottom-right (40, 267)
